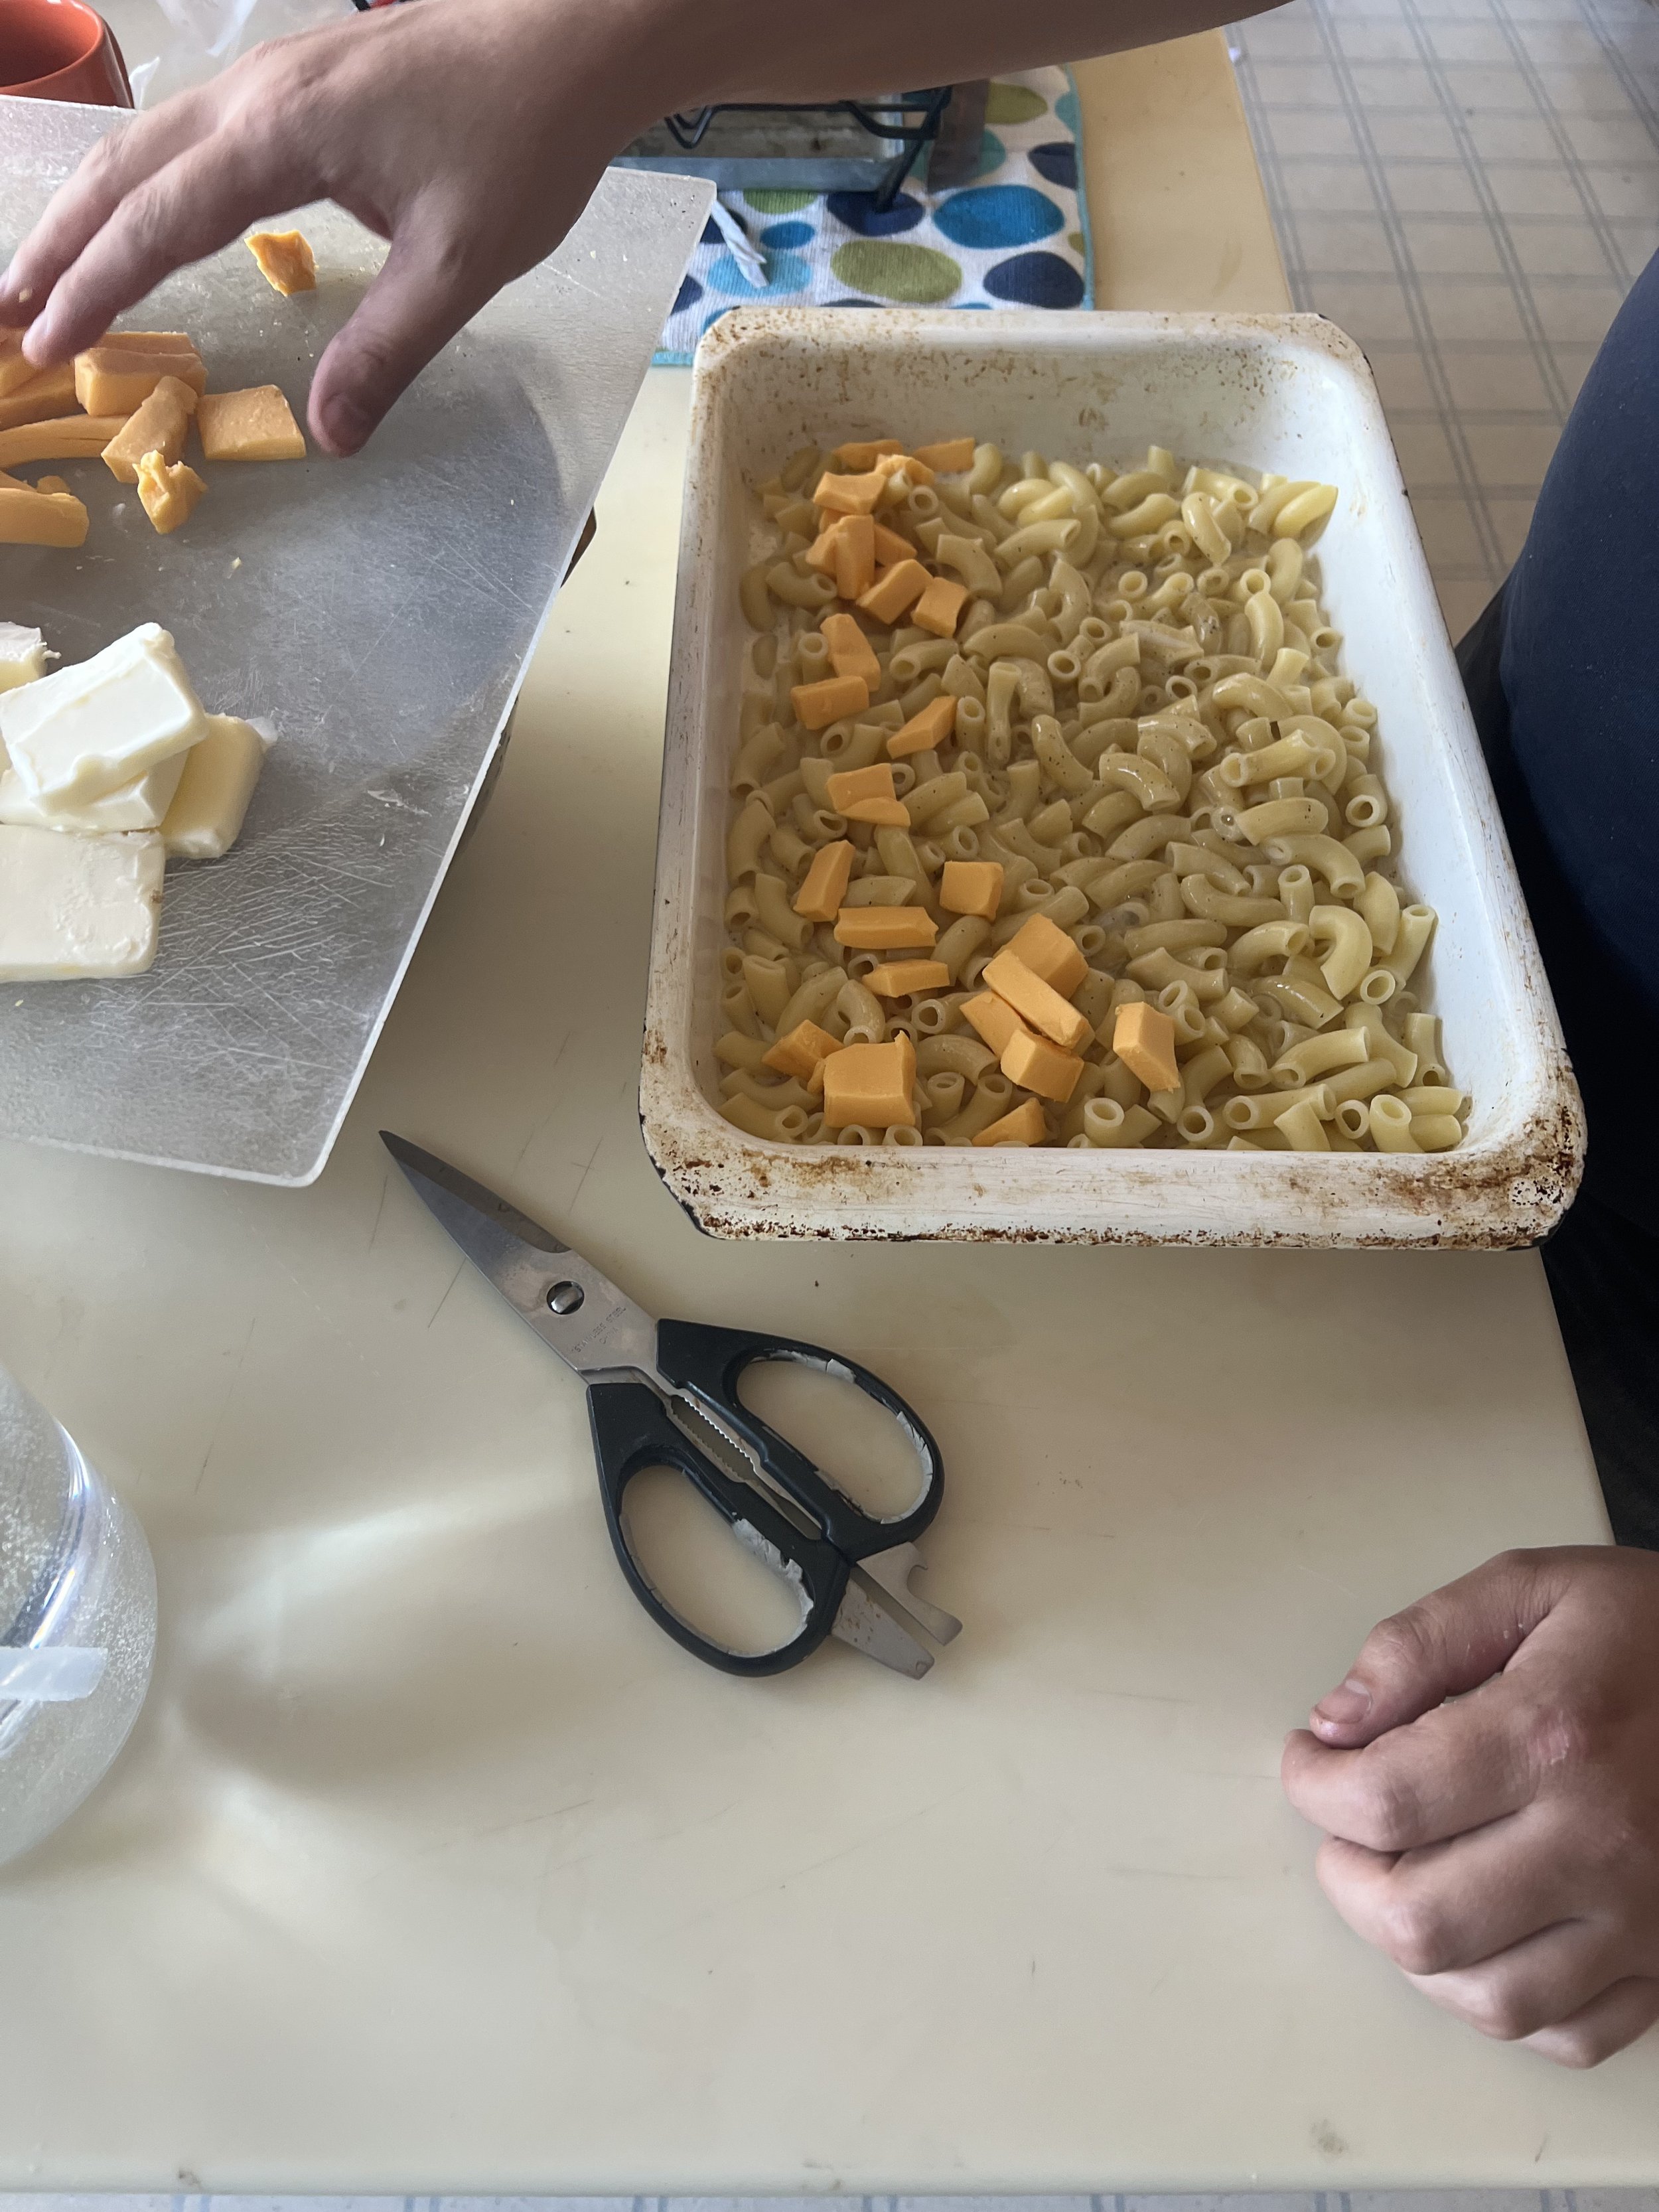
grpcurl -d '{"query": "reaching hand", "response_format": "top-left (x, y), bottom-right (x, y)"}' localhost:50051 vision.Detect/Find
top-left (0, 0), bottom-right (674, 456)
top-left (1283, 1545), bottom-right (1659, 2066)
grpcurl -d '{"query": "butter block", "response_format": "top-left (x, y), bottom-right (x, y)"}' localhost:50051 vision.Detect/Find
top-left (246, 228), bottom-right (317, 295)
top-left (0, 826), bottom-right (165, 980)
top-left (0, 623), bottom-right (48, 691)
top-left (196, 385), bottom-right (307, 462)
top-left (161, 713), bottom-right (270, 858)
top-left (0, 747), bottom-right (186, 833)
top-left (102, 374), bottom-right (198, 483)
top-left (137, 450), bottom-right (208, 535)
top-left (0, 623), bottom-right (208, 805)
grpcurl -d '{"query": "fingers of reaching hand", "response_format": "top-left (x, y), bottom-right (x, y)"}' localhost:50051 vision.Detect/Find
top-left (0, 94), bottom-right (216, 338)
top-left (307, 208), bottom-right (494, 456)
top-left (1308, 1550), bottom-right (1564, 1748)
top-left (1283, 1675), bottom-right (1557, 1851)
top-left (1521, 1975), bottom-right (1659, 2068)
top-left (20, 133), bottom-right (307, 368)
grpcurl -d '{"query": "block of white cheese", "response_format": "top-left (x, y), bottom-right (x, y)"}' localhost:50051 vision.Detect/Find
top-left (161, 713), bottom-right (271, 859)
top-left (0, 746), bottom-right (188, 832)
top-left (0, 622), bottom-right (206, 806)
top-left (0, 623), bottom-right (48, 692)
top-left (0, 826), bottom-right (165, 980)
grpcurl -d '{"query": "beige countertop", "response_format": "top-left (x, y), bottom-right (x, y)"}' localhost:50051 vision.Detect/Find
top-left (2, 31), bottom-right (1656, 2196)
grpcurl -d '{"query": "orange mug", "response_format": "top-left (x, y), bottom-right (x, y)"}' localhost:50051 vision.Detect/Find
top-left (0, 0), bottom-right (132, 104)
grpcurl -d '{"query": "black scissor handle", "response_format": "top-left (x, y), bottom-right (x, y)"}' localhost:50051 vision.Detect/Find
top-left (586, 1380), bottom-right (849, 1678)
top-left (652, 1320), bottom-right (945, 1558)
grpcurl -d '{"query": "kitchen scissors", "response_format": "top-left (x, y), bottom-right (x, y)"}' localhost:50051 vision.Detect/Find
top-left (383, 1135), bottom-right (962, 1679)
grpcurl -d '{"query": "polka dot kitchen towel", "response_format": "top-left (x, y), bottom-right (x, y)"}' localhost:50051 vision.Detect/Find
top-left (652, 68), bottom-right (1092, 364)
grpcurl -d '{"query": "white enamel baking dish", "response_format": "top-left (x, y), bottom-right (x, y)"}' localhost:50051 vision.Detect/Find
top-left (640, 309), bottom-right (1583, 1245)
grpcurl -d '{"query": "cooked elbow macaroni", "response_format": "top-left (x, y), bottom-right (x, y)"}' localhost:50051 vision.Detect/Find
top-left (716, 435), bottom-right (1466, 1155)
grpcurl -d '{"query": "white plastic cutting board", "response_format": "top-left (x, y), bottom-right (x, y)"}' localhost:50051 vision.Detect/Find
top-left (0, 95), bottom-right (710, 1184)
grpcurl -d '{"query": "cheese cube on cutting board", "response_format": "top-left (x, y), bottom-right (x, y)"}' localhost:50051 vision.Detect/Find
top-left (0, 623), bottom-right (48, 692)
top-left (0, 746), bottom-right (187, 833)
top-left (0, 826), bottom-right (165, 980)
top-left (0, 623), bottom-right (206, 806)
top-left (161, 715), bottom-right (271, 858)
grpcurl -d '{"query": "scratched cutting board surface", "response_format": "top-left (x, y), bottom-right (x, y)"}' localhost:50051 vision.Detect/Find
top-left (0, 97), bottom-right (711, 1183)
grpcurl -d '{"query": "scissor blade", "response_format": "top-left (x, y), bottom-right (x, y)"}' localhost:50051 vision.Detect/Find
top-left (833, 1571), bottom-right (934, 1679)
top-left (381, 1134), bottom-right (659, 1380)
top-left (858, 1542), bottom-right (964, 1647)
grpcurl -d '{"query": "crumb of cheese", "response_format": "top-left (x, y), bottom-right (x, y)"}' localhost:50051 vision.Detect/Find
top-left (246, 230), bottom-right (317, 296)
top-left (137, 450), bottom-right (207, 535)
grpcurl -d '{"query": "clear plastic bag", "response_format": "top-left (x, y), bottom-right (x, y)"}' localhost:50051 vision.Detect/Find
top-left (130, 0), bottom-right (354, 106)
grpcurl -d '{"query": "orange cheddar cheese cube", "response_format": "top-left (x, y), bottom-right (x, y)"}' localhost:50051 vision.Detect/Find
top-left (983, 948), bottom-right (1091, 1051)
top-left (857, 557), bottom-right (931, 625)
top-left (822, 1035), bottom-right (916, 1129)
top-left (961, 990), bottom-right (1030, 1056)
top-left (793, 838), bottom-right (855, 922)
top-left (940, 859), bottom-right (1004, 921)
top-left (247, 228), bottom-right (317, 295)
top-left (804, 522), bottom-right (841, 571)
top-left (872, 522), bottom-right (914, 568)
top-left (0, 479), bottom-right (88, 548)
top-left (1113, 1000), bottom-right (1181, 1093)
top-left (763, 1019), bottom-right (842, 1080)
top-left (972, 1097), bottom-right (1048, 1147)
top-left (888, 694), bottom-right (958, 757)
top-left (833, 906), bottom-right (938, 950)
top-left (912, 436), bottom-right (977, 473)
top-left (824, 763), bottom-right (897, 814)
top-left (791, 672), bottom-right (868, 730)
top-left (866, 958), bottom-right (950, 999)
top-left (874, 449), bottom-right (936, 487)
top-left (839, 795), bottom-right (910, 826)
top-left (102, 373), bottom-right (198, 483)
top-left (814, 468), bottom-right (885, 516)
top-left (999, 1029), bottom-right (1086, 1104)
top-left (832, 512), bottom-right (876, 600)
top-left (0, 415), bottom-right (129, 468)
top-left (75, 345), bottom-right (206, 415)
top-left (136, 449), bottom-right (206, 535)
top-left (912, 575), bottom-right (969, 639)
top-left (831, 438), bottom-right (902, 471)
top-left (820, 609), bottom-right (880, 688)
top-left (0, 329), bottom-right (35, 402)
top-left (1004, 911), bottom-right (1088, 997)
top-left (196, 384), bottom-right (307, 461)
top-left (0, 361), bottom-right (78, 433)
